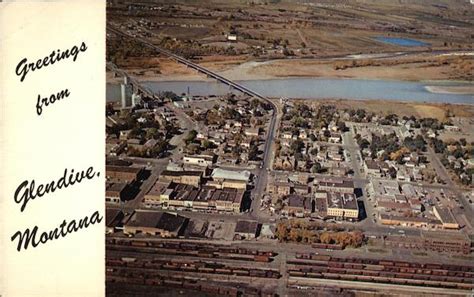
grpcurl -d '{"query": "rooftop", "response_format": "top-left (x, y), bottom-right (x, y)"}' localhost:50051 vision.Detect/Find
top-left (126, 211), bottom-right (187, 232)
top-left (211, 168), bottom-right (250, 182)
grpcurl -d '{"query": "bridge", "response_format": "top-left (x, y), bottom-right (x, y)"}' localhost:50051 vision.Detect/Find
top-left (107, 26), bottom-right (268, 101)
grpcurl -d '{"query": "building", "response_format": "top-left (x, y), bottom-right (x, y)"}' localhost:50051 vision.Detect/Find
top-left (183, 154), bottom-right (214, 167)
top-left (105, 182), bottom-right (127, 204)
top-left (160, 170), bottom-right (202, 187)
top-left (124, 211), bottom-right (188, 237)
top-left (385, 232), bottom-right (471, 254)
top-left (318, 178), bottom-right (354, 194)
top-left (211, 168), bottom-right (250, 182)
top-left (433, 206), bottom-right (459, 229)
top-left (326, 192), bottom-right (359, 220)
top-left (269, 181), bottom-right (292, 196)
top-left (285, 195), bottom-right (312, 217)
top-left (106, 209), bottom-right (125, 234)
top-left (234, 220), bottom-right (260, 239)
top-left (379, 214), bottom-right (442, 229)
top-left (364, 160), bottom-right (381, 177)
top-left (156, 182), bottom-right (244, 213)
top-left (143, 181), bottom-right (170, 207)
top-left (106, 165), bottom-right (143, 183)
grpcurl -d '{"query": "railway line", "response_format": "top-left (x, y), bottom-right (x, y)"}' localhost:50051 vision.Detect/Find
top-left (106, 238), bottom-right (474, 295)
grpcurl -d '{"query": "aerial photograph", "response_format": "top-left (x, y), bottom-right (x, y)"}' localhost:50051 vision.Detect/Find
top-left (104, 0), bottom-right (474, 296)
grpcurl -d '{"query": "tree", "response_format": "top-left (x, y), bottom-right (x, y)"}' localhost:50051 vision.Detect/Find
top-left (311, 162), bottom-right (322, 173)
top-left (289, 228), bottom-right (300, 242)
top-left (146, 128), bottom-right (159, 140)
top-left (276, 223), bottom-right (288, 242)
top-left (184, 130), bottom-right (198, 145)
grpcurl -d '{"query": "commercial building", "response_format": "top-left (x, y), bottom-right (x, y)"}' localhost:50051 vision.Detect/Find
top-left (106, 209), bottom-right (125, 234)
top-left (234, 220), bottom-right (260, 239)
top-left (124, 211), bottom-right (188, 237)
top-left (149, 181), bottom-right (244, 213)
top-left (183, 154), bottom-right (214, 167)
top-left (106, 165), bottom-right (143, 183)
top-left (326, 192), bottom-right (359, 220)
top-left (285, 195), bottom-right (312, 218)
top-left (105, 182), bottom-right (127, 204)
top-left (160, 170), bottom-right (203, 187)
top-left (385, 232), bottom-right (471, 254)
top-left (317, 178), bottom-right (354, 194)
top-left (433, 206), bottom-right (459, 230)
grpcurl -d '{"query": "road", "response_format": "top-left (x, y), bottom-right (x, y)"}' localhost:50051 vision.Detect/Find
top-left (425, 146), bottom-right (473, 227)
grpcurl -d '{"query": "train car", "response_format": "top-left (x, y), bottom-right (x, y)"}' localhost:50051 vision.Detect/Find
top-left (130, 240), bottom-right (148, 247)
top-left (233, 269), bottom-right (250, 276)
top-left (145, 278), bottom-right (163, 286)
top-left (254, 255), bottom-right (270, 262)
top-left (379, 260), bottom-right (394, 266)
top-left (307, 272), bottom-right (322, 278)
top-left (365, 264), bottom-right (384, 271)
top-left (289, 270), bottom-right (305, 277)
top-left (311, 254), bottom-right (331, 262)
top-left (432, 269), bottom-right (448, 276)
top-left (426, 264), bottom-right (442, 270)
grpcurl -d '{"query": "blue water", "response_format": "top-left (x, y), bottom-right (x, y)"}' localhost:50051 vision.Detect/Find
top-left (374, 37), bottom-right (430, 47)
top-left (106, 78), bottom-right (474, 104)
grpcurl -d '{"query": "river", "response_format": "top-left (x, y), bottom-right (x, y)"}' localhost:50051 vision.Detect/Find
top-left (107, 78), bottom-right (474, 104)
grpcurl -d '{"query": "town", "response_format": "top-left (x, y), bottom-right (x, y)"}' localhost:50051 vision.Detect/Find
top-left (104, 1), bottom-right (474, 296)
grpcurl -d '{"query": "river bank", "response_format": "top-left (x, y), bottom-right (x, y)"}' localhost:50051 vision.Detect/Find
top-left (107, 51), bottom-right (474, 88)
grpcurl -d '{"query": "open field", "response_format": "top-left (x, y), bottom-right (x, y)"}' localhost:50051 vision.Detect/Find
top-left (107, 0), bottom-right (474, 83)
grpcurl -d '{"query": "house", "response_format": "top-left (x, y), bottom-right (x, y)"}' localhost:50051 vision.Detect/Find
top-left (227, 34), bottom-right (237, 41)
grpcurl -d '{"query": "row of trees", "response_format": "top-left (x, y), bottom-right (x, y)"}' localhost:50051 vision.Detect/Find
top-left (275, 222), bottom-right (364, 248)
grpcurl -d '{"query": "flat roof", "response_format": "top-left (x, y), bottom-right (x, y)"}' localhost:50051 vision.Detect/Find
top-left (235, 220), bottom-right (259, 234)
top-left (211, 168), bottom-right (250, 182)
top-left (327, 192), bottom-right (358, 210)
top-left (162, 170), bottom-right (203, 177)
top-left (126, 211), bottom-right (187, 232)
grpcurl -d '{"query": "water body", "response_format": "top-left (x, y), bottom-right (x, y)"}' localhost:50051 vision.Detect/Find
top-left (374, 37), bottom-right (430, 47)
top-left (107, 78), bottom-right (474, 104)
